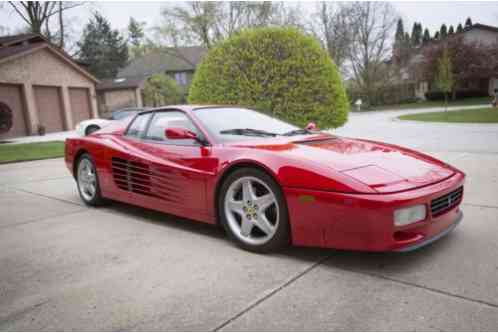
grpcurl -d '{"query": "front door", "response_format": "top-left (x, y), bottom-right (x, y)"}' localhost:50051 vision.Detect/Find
top-left (114, 110), bottom-right (217, 221)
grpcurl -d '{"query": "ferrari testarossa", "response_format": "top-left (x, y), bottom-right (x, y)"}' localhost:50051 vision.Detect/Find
top-left (65, 105), bottom-right (465, 253)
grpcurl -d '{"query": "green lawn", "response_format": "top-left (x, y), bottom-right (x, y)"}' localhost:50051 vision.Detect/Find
top-left (398, 107), bottom-right (498, 123)
top-left (369, 97), bottom-right (491, 111)
top-left (0, 141), bottom-right (65, 163)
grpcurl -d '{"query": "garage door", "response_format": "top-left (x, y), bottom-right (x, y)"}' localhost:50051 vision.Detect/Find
top-left (69, 87), bottom-right (91, 127)
top-left (0, 83), bottom-right (28, 139)
top-left (34, 85), bottom-right (65, 133)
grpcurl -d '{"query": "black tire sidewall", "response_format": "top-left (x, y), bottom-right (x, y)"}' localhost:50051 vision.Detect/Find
top-left (76, 153), bottom-right (104, 206)
top-left (218, 167), bottom-right (290, 253)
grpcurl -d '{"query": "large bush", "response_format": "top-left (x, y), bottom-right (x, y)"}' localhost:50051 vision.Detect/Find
top-left (188, 27), bottom-right (349, 128)
top-left (143, 73), bottom-right (182, 107)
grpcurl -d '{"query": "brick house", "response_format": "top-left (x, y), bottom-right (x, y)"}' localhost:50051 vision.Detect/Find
top-left (0, 33), bottom-right (99, 139)
top-left (96, 47), bottom-right (206, 114)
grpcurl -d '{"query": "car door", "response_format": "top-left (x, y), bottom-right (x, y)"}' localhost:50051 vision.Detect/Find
top-left (117, 110), bottom-right (218, 221)
top-left (100, 112), bottom-right (153, 200)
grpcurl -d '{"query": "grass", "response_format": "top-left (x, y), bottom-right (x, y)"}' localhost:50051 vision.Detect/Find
top-left (0, 141), bottom-right (65, 163)
top-left (368, 97), bottom-right (491, 111)
top-left (398, 107), bottom-right (498, 123)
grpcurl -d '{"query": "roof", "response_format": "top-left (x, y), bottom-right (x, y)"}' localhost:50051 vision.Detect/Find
top-left (117, 46), bottom-right (207, 78)
top-left (0, 33), bottom-right (45, 47)
top-left (0, 33), bottom-right (99, 83)
top-left (96, 75), bottom-right (146, 91)
top-left (466, 23), bottom-right (498, 34)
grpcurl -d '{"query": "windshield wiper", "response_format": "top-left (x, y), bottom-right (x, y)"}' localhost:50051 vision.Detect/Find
top-left (220, 128), bottom-right (278, 137)
top-left (281, 129), bottom-right (313, 136)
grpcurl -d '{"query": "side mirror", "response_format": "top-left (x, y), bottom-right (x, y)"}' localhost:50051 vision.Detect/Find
top-left (305, 122), bottom-right (317, 131)
top-left (165, 127), bottom-right (197, 140)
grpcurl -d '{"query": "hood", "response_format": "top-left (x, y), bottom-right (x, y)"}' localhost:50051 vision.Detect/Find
top-left (233, 135), bottom-right (456, 193)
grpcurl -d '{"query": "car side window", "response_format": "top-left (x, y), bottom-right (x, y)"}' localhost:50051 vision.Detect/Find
top-left (126, 113), bottom-right (152, 138)
top-left (144, 111), bottom-right (200, 145)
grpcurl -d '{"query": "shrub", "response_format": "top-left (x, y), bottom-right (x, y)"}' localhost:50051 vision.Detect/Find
top-left (188, 27), bottom-right (349, 129)
top-left (425, 90), bottom-right (489, 101)
top-left (143, 73), bottom-right (182, 107)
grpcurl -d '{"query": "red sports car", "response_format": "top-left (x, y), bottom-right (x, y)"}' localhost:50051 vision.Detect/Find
top-left (65, 105), bottom-right (465, 253)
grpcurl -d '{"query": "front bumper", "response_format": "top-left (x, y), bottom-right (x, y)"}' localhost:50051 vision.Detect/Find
top-left (284, 172), bottom-right (465, 252)
top-left (394, 210), bottom-right (462, 252)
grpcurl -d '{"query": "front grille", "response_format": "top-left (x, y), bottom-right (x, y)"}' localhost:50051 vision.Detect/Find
top-left (431, 186), bottom-right (463, 217)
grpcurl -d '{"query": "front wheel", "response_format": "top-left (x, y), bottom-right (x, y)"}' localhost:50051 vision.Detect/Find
top-left (76, 153), bottom-right (105, 206)
top-left (218, 168), bottom-right (289, 253)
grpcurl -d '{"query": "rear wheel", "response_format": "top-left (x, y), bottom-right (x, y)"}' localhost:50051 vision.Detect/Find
top-left (76, 153), bottom-right (105, 206)
top-left (219, 168), bottom-right (289, 253)
top-left (85, 125), bottom-right (100, 136)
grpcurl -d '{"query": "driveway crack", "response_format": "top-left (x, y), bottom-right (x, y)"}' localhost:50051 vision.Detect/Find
top-left (212, 255), bottom-right (331, 331)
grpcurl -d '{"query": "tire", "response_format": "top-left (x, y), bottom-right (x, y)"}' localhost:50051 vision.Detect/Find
top-left (85, 125), bottom-right (100, 136)
top-left (218, 167), bottom-right (290, 253)
top-left (76, 153), bottom-right (105, 206)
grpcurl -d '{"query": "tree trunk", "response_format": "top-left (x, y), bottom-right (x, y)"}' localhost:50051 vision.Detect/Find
top-left (59, 2), bottom-right (64, 49)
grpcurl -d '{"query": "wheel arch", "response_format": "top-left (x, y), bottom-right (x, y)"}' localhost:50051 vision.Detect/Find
top-left (72, 149), bottom-right (89, 179)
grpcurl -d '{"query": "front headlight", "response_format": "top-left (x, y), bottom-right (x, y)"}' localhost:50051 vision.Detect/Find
top-left (394, 205), bottom-right (426, 226)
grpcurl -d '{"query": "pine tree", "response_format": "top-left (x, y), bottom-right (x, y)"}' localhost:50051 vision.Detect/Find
top-left (448, 25), bottom-right (454, 35)
top-left (77, 12), bottom-right (129, 79)
top-left (434, 31), bottom-right (440, 40)
top-left (395, 18), bottom-right (405, 43)
top-left (465, 17), bottom-right (473, 28)
top-left (440, 24), bottom-right (448, 38)
top-left (457, 23), bottom-right (464, 33)
top-left (411, 22), bottom-right (422, 46)
top-left (422, 28), bottom-right (431, 44)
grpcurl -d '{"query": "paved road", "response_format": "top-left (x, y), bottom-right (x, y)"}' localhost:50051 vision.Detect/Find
top-left (1, 106), bottom-right (498, 330)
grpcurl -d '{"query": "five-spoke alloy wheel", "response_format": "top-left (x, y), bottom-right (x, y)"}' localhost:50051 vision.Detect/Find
top-left (76, 153), bottom-right (104, 206)
top-left (219, 168), bottom-right (289, 252)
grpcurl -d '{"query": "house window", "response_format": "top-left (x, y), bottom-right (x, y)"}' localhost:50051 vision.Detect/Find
top-left (174, 72), bottom-right (188, 86)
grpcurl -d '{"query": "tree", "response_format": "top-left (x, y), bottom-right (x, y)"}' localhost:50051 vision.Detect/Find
top-left (448, 25), bottom-right (455, 35)
top-left (308, 2), bottom-right (357, 73)
top-left (434, 31), bottom-right (440, 40)
top-left (422, 35), bottom-right (498, 101)
top-left (395, 18), bottom-right (405, 44)
top-left (156, 2), bottom-right (302, 49)
top-left (422, 28), bottom-right (431, 44)
top-left (7, 1), bottom-right (83, 48)
top-left (77, 12), bottom-right (129, 79)
top-left (440, 24), bottom-right (448, 38)
top-left (128, 17), bottom-right (148, 59)
top-left (188, 27), bottom-right (349, 129)
top-left (435, 47), bottom-right (454, 111)
top-left (143, 74), bottom-right (182, 107)
top-left (411, 22), bottom-right (422, 47)
top-left (465, 17), bottom-right (473, 28)
top-left (348, 2), bottom-right (398, 105)
top-left (457, 23), bottom-right (464, 33)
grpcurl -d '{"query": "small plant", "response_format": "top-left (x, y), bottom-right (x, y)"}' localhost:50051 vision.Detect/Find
top-left (37, 124), bottom-right (46, 136)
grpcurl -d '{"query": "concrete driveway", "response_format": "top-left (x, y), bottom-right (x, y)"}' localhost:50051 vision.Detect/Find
top-left (1, 106), bottom-right (498, 331)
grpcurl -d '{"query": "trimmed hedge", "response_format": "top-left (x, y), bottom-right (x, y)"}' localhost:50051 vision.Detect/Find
top-left (188, 27), bottom-right (349, 129)
top-left (425, 90), bottom-right (489, 101)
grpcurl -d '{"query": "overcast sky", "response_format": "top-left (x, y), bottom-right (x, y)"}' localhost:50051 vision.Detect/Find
top-left (1, 1), bottom-right (498, 42)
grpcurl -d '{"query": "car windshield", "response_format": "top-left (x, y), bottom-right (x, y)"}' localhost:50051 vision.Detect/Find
top-left (193, 107), bottom-right (302, 142)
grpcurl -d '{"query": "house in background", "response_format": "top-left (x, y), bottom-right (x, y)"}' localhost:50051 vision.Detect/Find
top-left (0, 33), bottom-right (99, 139)
top-left (396, 23), bottom-right (498, 101)
top-left (96, 46), bottom-right (206, 115)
